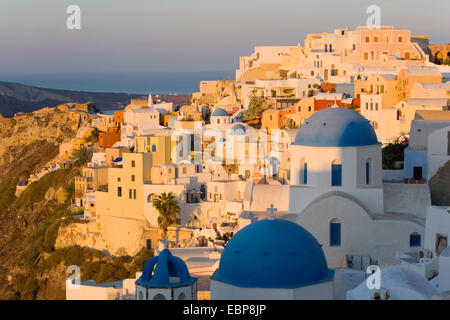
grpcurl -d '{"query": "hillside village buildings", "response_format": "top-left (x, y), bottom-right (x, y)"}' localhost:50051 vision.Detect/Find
top-left (62, 25), bottom-right (450, 300)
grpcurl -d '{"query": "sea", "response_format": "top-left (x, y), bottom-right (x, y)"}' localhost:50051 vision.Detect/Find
top-left (0, 71), bottom-right (235, 95)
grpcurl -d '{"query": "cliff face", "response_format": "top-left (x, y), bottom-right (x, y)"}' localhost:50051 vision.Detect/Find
top-left (0, 106), bottom-right (91, 184)
top-left (0, 106), bottom-right (90, 299)
top-left (0, 105), bottom-right (147, 299)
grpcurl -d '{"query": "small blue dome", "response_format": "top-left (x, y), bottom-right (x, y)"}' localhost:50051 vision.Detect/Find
top-left (293, 108), bottom-right (379, 147)
top-left (136, 249), bottom-right (196, 288)
top-left (212, 108), bottom-right (229, 117)
top-left (211, 219), bottom-right (333, 288)
top-left (230, 124), bottom-right (247, 136)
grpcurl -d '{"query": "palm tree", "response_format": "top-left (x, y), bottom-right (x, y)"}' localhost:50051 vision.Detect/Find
top-left (152, 192), bottom-right (180, 238)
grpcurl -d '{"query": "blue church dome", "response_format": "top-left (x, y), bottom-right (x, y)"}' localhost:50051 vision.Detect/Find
top-left (293, 108), bottom-right (379, 147)
top-left (136, 249), bottom-right (196, 288)
top-left (211, 219), bottom-right (334, 288)
top-left (229, 124), bottom-right (247, 136)
top-left (212, 108), bottom-right (229, 117)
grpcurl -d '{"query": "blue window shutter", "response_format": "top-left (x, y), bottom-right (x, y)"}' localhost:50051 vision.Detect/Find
top-left (303, 162), bottom-right (308, 184)
top-left (410, 234), bottom-right (421, 247)
top-left (152, 145), bottom-right (157, 152)
top-left (330, 223), bottom-right (341, 246)
top-left (366, 161), bottom-right (370, 184)
top-left (332, 164), bottom-right (342, 186)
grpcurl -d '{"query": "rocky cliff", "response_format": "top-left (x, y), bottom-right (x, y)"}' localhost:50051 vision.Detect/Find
top-left (0, 105), bottom-right (150, 299)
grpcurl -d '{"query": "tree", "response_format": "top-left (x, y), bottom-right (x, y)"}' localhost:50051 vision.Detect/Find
top-left (242, 95), bottom-right (265, 121)
top-left (152, 192), bottom-right (180, 237)
top-left (85, 128), bottom-right (100, 143)
top-left (382, 135), bottom-right (408, 169)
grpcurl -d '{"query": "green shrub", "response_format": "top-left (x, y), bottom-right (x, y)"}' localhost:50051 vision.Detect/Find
top-left (382, 136), bottom-right (408, 169)
top-left (133, 248), bottom-right (154, 271)
top-left (95, 263), bottom-right (130, 284)
top-left (0, 176), bottom-right (19, 212)
top-left (14, 169), bottom-right (72, 209)
top-left (242, 95), bottom-right (266, 121)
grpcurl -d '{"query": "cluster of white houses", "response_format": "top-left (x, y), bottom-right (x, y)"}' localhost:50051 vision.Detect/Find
top-left (64, 25), bottom-right (450, 300)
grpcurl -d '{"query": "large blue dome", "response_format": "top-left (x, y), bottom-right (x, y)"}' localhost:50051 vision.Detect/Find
top-left (293, 108), bottom-right (379, 147)
top-left (211, 219), bottom-right (333, 288)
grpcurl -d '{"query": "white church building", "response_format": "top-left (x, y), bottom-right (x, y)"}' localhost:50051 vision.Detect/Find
top-left (286, 107), bottom-right (428, 269)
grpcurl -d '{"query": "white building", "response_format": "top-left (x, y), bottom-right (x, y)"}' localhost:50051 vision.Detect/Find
top-left (288, 108), bottom-right (427, 268)
top-left (404, 119), bottom-right (450, 181)
top-left (210, 108), bottom-right (231, 127)
top-left (121, 108), bottom-right (161, 146)
top-left (346, 266), bottom-right (438, 300)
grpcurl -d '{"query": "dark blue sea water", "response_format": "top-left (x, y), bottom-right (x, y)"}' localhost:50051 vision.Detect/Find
top-left (0, 71), bottom-right (234, 95)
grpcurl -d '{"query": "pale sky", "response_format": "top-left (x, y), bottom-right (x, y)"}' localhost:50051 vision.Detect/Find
top-left (0, 0), bottom-right (448, 74)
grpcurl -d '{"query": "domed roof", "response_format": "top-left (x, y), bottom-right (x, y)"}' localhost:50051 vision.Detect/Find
top-left (212, 108), bottom-right (229, 117)
top-left (136, 249), bottom-right (196, 288)
top-left (293, 108), bottom-right (379, 147)
top-left (229, 124), bottom-right (247, 136)
top-left (347, 266), bottom-right (438, 300)
top-left (211, 219), bottom-right (333, 288)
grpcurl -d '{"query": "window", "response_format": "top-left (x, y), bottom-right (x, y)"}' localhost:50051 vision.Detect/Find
top-left (410, 233), bottom-right (421, 247)
top-left (129, 189), bottom-right (132, 199)
top-left (375, 103), bottom-right (379, 111)
top-left (374, 36), bottom-right (379, 43)
top-left (366, 158), bottom-right (372, 185)
top-left (133, 189), bottom-right (137, 199)
top-left (300, 158), bottom-right (307, 184)
top-left (365, 36), bottom-right (370, 43)
top-left (364, 52), bottom-right (369, 61)
top-left (147, 194), bottom-right (153, 203)
top-left (447, 132), bottom-right (450, 156)
top-left (131, 175), bottom-right (135, 182)
top-left (366, 103), bottom-right (369, 110)
top-left (117, 187), bottom-right (122, 197)
top-left (398, 36), bottom-right (403, 43)
top-left (331, 160), bottom-right (342, 186)
top-left (117, 177), bottom-right (121, 182)
top-left (131, 160), bottom-right (135, 167)
top-left (152, 145), bottom-right (157, 152)
top-left (183, 167), bottom-right (187, 174)
top-left (330, 218), bottom-right (341, 246)
top-left (153, 294), bottom-right (166, 300)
